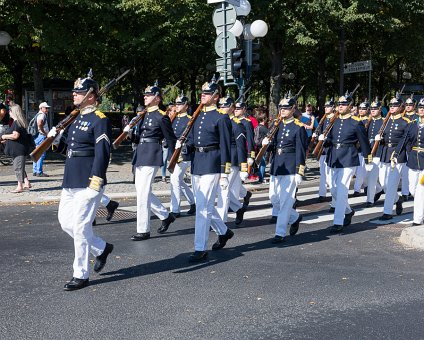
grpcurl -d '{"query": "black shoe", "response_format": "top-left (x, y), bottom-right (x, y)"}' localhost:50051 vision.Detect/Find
top-left (352, 191), bottom-right (361, 198)
top-left (395, 200), bottom-right (403, 215)
top-left (92, 219), bottom-right (97, 226)
top-left (235, 207), bottom-right (246, 225)
top-left (317, 196), bottom-right (326, 203)
top-left (402, 194), bottom-right (409, 202)
top-left (364, 187), bottom-right (368, 195)
top-left (243, 191), bottom-right (252, 209)
top-left (37, 173), bottom-right (49, 177)
top-left (32, 172), bottom-right (37, 177)
top-left (271, 235), bottom-right (285, 244)
top-left (289, 215), bottom-right (303, 236)
top-left (157, 212), bottom-right (176, 234)
top-left (105, 200), bottom-right (119, 221)
top-left (374, 190), bottom-right (383, 203)
top-left (379, 214), bottom-right (393, 221)
top-left (412, 222), bottom-right (422, 226)
top-left (212, 229), bottom-right (234, 250)
top-left (366, 202), bottom-right (373, 208)
top-left (186, 203), bottom-right (196, 215)
top-left (343, 210), bottom-right (355, 227)
top-left (63, 277), bottom-right (89, 291)
top-left (131, 232), bottom-right (150, 241)
top-left (189, 251), bottom-right (208, 262)
top-left (94, 243), bottom-right (114, 273)
top-left (269, 216), bottom-right (277, 224)
top-left (330, 224), bottom-right (344, 233)
top-left (328, 207), bottom-right (335, 213)
top-left (173, 213), bottom-right (181, 218)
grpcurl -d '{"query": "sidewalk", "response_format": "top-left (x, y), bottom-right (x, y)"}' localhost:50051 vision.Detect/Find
top-left (1, 145), bottom-right (321, 205)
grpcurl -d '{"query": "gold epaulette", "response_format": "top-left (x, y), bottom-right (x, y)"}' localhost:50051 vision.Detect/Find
top-left (95, 110), bottom-right (106, 119)
top-left (351, 116), bottom-right (360, 121)
top-left (232, 117), bottom-right (241, 124)
top-left (294, 118), bottom-right (303, 127)
top-left (159, 109), bottom-right (166, 116)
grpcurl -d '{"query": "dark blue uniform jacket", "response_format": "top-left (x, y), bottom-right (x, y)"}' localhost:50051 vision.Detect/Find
top-left (395, 121), bottom-right (424, 170)
top-left (172, 112), bottom-right (192, 162)
top-left (380, 115), bottom-right (410, 164)
top-left (367, 116), bottom-right (384, 158)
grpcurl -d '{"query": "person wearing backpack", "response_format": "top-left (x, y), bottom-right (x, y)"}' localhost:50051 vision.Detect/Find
top-left (32, 102), bottom-right (50, 177)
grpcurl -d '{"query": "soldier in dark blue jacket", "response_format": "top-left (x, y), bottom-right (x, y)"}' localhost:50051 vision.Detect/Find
top-left (319, 93), bottom-right (371, 232)
top-left (262, 95), bottom-right (307, 243)
top-left (216, 94), bottom-right (248, 225)
top-left (393, 98), bottom-right (424, 225)
top-left (365, 97), bottom-right (384, 206)
top-left (52, 72), bottom-right (114, 291)
top-left (353, 101), bottom-right (370, 196)
top-left (375, 94), bottom-right (411, 220)
top-left (169, 93), bottom-right (196, 217)
top-left (130, 84), bottom-right (177, 240)
top-left (177, 75), bottom-right (233, 262)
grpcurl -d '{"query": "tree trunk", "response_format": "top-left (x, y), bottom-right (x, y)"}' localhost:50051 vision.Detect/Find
top-left (317, 46), bottom-right (327, 116)
top-left (268, 42), bottom-right (282, 119)
top-left (12, 61), bottom-right (24, 107)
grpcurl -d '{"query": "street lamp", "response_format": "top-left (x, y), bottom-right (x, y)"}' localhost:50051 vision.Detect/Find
top-left (0, 31), bottom-right (11, 46)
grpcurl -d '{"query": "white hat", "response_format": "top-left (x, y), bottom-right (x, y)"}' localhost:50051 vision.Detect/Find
top-left (39, 102), bottom-right (51, 109)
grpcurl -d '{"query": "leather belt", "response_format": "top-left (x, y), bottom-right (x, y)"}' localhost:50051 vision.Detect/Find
top-left (412, 147), bottom-right (424, 152)
top-left (140, 138), bottom-right (161, 144)
top-left (195, 145), bottom-right (219, 152)
top-left (276, 147), bottom-right (295, 154)
top-left (334, 143), bottom-right (355, 149)
top-left (67, 149), bottom-right (94, 158)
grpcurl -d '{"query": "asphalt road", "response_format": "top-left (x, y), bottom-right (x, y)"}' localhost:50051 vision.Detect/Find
top-left (1, 193), bottom-right (424, 340)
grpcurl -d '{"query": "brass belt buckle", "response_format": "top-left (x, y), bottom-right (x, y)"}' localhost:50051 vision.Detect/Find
top-left (67, 149), bottom-right (73, 158)
top-left (199, 147), bottom-right (204, 152)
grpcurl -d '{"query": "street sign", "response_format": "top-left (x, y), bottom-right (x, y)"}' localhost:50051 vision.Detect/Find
top-left (212, 4), bottom-right (237, 30)
top-left (344, 60), bottom-right (372, 74)
top-left (216, 57), bottom-right (234, 81)
top-left (208, 0), bottom-right (240, 6)
top-left (214, 31), bottom-right (237, 57)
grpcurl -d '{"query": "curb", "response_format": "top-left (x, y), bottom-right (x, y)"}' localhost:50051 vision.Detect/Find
top-left (399, 226), bottom-right (424, 250)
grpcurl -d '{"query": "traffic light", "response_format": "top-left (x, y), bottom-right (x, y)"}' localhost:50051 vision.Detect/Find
top-left (231, 48), bottom-right (246, 79)
top-left (251, 41), bottom-right (260, 72)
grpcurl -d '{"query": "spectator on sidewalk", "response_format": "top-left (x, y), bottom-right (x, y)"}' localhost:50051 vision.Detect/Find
top-left (1, 104), bottom-right (32, 193)
top-left (0, 103), bottom-right (12, 127)
top-left (300, 104), bottom-right (318, 143)
top-left (254, 112), bottom-right (269, 183)
top-left (32, 102), bottom-right (51, 177)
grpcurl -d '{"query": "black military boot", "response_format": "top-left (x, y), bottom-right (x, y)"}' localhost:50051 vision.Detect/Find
top-left (242, 191), bottom-right (252, 209)
top-left (374, 190), bottom-right (383, 203)
top-left (106, 200), bottom-right (119, 221)
top-left (330, 224), bottom-right (344, 233)
top-left (131, 232), bottom-right (151, 241)
top-left (379, 214), bottom-right (393, 221)
top-left (343, 209), bottom-right (355, 227)
top-left (289, 215), bottom-right (303, 236)
top-left (186, 203), bottom-right (196, 215)
top-left (94, 243), bottom-right (114, 273)
top-left (271, 235), bottom-right (285, 244)
top-left (212, 229), bottom-right (234, 250)
top-left (63, 277), bottom-right (89, 291)
top-left (269, 215), bottom-right (277, 224)
top-left (395, 199), bottom-right (403, 215)
top-left (235, 207), bottom-right (246, 226)
top-left (189, 251), bottom-right (208, 263)
top-left (157, 212), bottom-right (176, 234)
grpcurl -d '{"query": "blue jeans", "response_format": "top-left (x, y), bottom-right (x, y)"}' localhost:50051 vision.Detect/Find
top-left (33, 134), bottom-right (46, 174)
top-left (258, 158), bottom-right (266, 182)
top-left (161, 147), bottom-right (169, 178)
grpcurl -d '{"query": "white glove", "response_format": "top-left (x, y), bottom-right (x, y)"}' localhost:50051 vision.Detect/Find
top-left (312, 132), bottom-right (317, 138)
top-left (123, 125), bottom-right (131, 133)
top-left (220, 176), bottom-right (229, 190)
top-left (365, 163), bottom-right (373, 172)
top-left (262, 137), bottom-right (270, 146)
top-left (247, 158), bottom-right (254, 166)
top-left (374, 134), bottom-right (381, 141)
top-left (391, 157), bottom-right (398, 168)
top-left (240, 171), bottom-right (248, 181)
top-left (47, 127), bottom-right (57, 138)
top-left (295, 174), bottom-right (303, 186)
top-left (52, 130), bottom-right (64, 146)
top-left (318, 134), bottom-right (326, 141)
top-left (175, 140), bottom-right (182, 149)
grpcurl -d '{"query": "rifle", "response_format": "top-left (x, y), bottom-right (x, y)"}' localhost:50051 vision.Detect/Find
top-left (370, 85), bottom-right (406, 157)
top-left (30, 69), bottom-right (130, 162)
top-left (254, 85), bottom-right (304, 167)
top-left (312, 84), bottom-right (360, 159)
top-left (112, 79), bottom-right (181, 149)
top-left (308, 109), bottom-right (333, 154)
top-left (365, 93), bottom-right (388, 129)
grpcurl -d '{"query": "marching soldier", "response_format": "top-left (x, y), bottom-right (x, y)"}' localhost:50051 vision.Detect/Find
top-left (51, 71), bottom-right (114, 291)
top-left (128, 83), bottom-right (177, 240)
top-left (394, 98), bottom-right (424, 226)
top-left (365, 97), bottom-right (384, 207)
top-left (318, 92), bottom-right (372, 232)
top-left (176, 75), bottom-right (233, 262)
top-left (169, 93), bottom-right (196, 217)
top-left (404, 96), bottom-right (418, 122)
top-left (233, 101), bottom-right (254, 208)
top-left (353, 101), bottom-right (370, 196)
top-left (262, 94), bottom-right (307, 243)
top-left (216, 94), bottom-right (248, 225)
top-left (375, 94), bottom-right (411, 220)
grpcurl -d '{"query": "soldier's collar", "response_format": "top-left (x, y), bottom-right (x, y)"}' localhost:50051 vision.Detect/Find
top-left (372, 115), bottom-right (382, 120)
top-left (326, 113), bottom-right (334, 119)
top-left (406, 112), bottom-right (416, 116)
top-left (177, 112), bottom-right (187, 118)
top-left (147, 105), bottom-right (159, 112)
top-left (391, 113), bottom-right (402, 120)
top-left (282, 117), bottom-right (294, 124)
top-left (339, 113), bottom-right (351, 119)
top-left (203, 105), bottom-right (217, 112)
top-left (80, 105), bottom-right (97, 115)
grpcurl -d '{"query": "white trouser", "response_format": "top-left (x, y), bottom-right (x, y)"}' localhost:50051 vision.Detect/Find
top-left (379, 162), bottom-right (403, 215)
top-left (401, 164), bottom-right (410, 196)
top-left (366, 157), bottom-right (383, 203)
top-left (217, 166), bottom-right (242, 222)
top-left (354, 153), bottom-right (367, 192)
top-left (58, 188), bottom-right (106, 279)
top-left (409, 169), bottom-right (424, 224)
top-left (192, 174), bottom-right (228, 251)
top-left (170, 161), bottom-right (195, 213)
top-left (239, 182), bottom-right (247, 199)
top-left (330, 167), bottom-right (355, 225)
top-left (269, 175), bottom-right (299, 236)
top-left (100, 194), bottom-right (110, 207)
top-left (135, 166), bottom-right (169, 233)
top-left (319, 155), bottom-right (329, 197)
